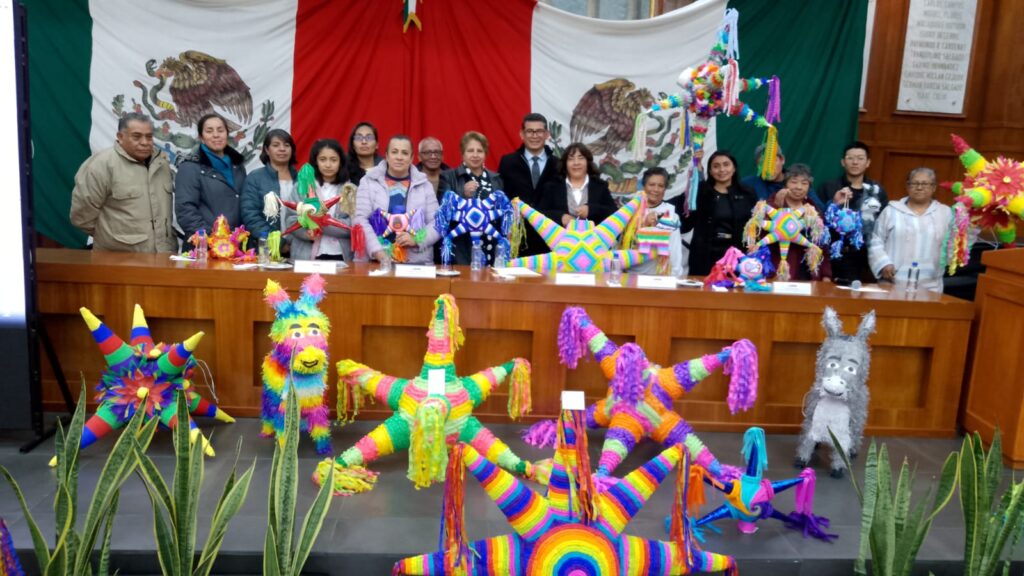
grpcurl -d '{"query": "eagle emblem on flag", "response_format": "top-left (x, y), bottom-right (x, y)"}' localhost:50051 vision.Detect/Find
top-left (111, 50), bottom-right (274, 165)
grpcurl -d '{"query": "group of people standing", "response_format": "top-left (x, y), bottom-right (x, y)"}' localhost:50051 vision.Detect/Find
top-left (70, 111), bottom-right (957, 290)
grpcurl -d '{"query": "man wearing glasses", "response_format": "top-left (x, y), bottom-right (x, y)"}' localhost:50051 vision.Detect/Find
top-left (868, 168), bottom-right (952, 292)
top-left (499, 113), bottom-right (560, 256)
top-left (818, 141), bottom-right (890, 283)
top-left (416, 136), bottom-right (450, 196)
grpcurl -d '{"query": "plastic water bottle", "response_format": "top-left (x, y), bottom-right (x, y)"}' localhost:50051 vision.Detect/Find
top-left (607, 257), bottom-right (623, 286)
top-left (493, 249), bottom-right (507, 269)
top-left (258, 232), bottom-right (269, 264)
top-left (197, 231), bottom-right (208, 265)
top-left (905, 262), bottom-right (920, 293)
top-left (470, 240), bottom-right (485, 271)
top-left (851, 280), bottom-right (862, 291)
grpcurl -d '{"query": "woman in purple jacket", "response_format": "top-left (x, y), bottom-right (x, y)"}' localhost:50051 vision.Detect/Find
top-left (354, 135), bottom-right (440, 264)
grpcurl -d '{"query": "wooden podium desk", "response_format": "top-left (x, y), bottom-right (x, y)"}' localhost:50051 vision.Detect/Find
top-left (961, 248), bottom-right (1024, 466)
top-left (36, 248), bottom-right (974, 436)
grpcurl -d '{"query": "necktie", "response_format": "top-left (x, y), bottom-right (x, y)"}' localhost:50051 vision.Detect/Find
top-left (530, 156), bottom-right (541, 188)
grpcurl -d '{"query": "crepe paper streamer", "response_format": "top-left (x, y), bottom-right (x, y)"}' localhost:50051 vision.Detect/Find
top-left (49, 305), bottom-right (232, 466)
top-left (943, 202), bottom-right (972, 275)
top-left (435, 190), bottom-right (516, 265)
top-left (316, 293), bottom-right (542, 494)
top-left (260, 274), bottom-right (332, 455)
top-left (743, 200), bottom-right (828, 281)
top-left (665, 427), bottom-right (838, 543)
top-left (525, 306), bottom-right (758, 483)
top-left (506, 196), bottom-right (650, 273)
top-left (948, 133), bottom-right (1022, 254)
top-left (394, 410), bottom-right (738, 575)
top-left (187, 214), bottom-right (257, 262)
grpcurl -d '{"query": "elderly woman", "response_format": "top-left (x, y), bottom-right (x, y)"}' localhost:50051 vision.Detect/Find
top-left (628, 167), bottom-right (686, 277)
top-left (241, 129), bottom-right (297, 255)
top-left (175, 113), bottom-right (248, 247)
top-left (682, 150), bottom-right (757, 276)
top-left (437, 131), bottom-right (505, 265)
top-left (537, 142), bottom-right (617, 227)
top-left (354, 135), bottom-right (439, 264)
top-left (868, 167), bottom-right (952, 292)
top-left (766, 163), bottom-right (831, 281)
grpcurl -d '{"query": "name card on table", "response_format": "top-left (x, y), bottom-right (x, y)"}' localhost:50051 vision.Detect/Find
top-left (561, 390), bottom-right (586, 411)
top-left (427, 368), bottom-right (446, 396)
top-left (636, 275), bottom-right (677, 290)
top-left (293, 260), bottom-right (338, 274)
top-left (555, 273), bottom-right (596, 286)
top-left (772, 282), bottom-right (813, 296)
top-left (395, 264), bottom-right (437, 279)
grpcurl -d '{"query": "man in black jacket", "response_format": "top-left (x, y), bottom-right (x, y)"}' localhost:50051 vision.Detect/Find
top-left (498, 113), bottom-right (560, 256)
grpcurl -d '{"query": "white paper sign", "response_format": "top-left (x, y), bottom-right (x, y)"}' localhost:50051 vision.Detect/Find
top-left (555, 273), bottom-right (596, 286)
top-left (492, 267), bottom-right (542, 277)
top-left (561, 390), bottom-right (586, 411)
top-left (636, 275), bottom-right (677, 290)
top-left (293, 260), bottom-right (338, 275)
top-left (395, 264), bottom-right (437, 279)
top-left (897, 0), bottom-right (977, 114)
top-left (772, 282), bottom-right (814, 296)
top-left (427, 369), bottom-right (446, 396)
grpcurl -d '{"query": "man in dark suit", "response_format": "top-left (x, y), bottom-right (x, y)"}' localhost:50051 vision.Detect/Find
top-left (498, 113), bottom-right (560, 256)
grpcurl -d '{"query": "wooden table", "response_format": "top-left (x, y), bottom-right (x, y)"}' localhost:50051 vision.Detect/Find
top-left (36, 248), bottom-right (975, 436)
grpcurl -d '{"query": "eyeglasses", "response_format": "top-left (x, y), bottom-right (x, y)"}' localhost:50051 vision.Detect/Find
top-left (523, 129), bottom-right (547, 137)
top-left (353, 134), bottom-right (376, 143)
top-left (420, 150), bottom-right (443, 157)
top-left (907, 182), bottom-right (936, 189)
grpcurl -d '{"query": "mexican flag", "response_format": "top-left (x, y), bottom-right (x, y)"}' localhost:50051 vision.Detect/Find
top-left (30, 0), bottom-right (727, 247)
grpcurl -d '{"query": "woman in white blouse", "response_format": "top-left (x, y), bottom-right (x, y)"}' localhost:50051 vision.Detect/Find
top-left (537, 142), bottom-right (617, 227)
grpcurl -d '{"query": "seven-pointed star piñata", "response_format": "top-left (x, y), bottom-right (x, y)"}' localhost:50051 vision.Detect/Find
top-left (506, 196), bottom-right (648, 273)
top-left (50, 305), bottom-right (233, 466)
top-left (315, 294), bottom-right (541, 495)
top-left (395, 410), bottom-right (737, 575)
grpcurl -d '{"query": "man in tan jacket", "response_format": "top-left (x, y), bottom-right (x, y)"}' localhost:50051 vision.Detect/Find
top-left (70, 113), bottom-right (177, 252)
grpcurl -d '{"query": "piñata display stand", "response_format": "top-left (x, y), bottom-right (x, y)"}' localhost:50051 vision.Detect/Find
top-left (50, 305), bottom-right (232, 466)
top-left (435, 189), bottom-right (517, 266)
top-left (703, 246), bottom-right (774, 291)
top-left (943, 133), bottom-right (1023, 272)
top-left (743, 200), bottom-right (828, 281)
top-left (273, 163), bottom-right (365, 260)
top-left (506, 196), bottom-right (649, 273)
top-left (394, 409), bottom-right (738, 575)
top-left (522, 306), bottom-right (758, 486)
top-left (630, 8), bottom-right (782, 212)
top-left (316, 294), bottom-right (540, 495)
top-left (187, 214), bottom-right (257, 262)
top-left (667, 427), bottom-right (837, 543)
top-left (260, 274), bottom-right (334, 455)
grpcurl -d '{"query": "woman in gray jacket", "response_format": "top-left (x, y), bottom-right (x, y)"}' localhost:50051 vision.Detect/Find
top-left (175, 113), bottom-right (247, 248)
top-left (354, 135), bottom-right (439, 264)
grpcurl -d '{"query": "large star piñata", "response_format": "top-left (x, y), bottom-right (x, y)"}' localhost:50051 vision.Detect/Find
top-left (277, 164), bottom-right (364, 252)
top-left (524, 307), bottom-right (758, 485)
top-left (315, 294), bottom-right (541, 495)
top-left (506, 196), bottom-right (648, 273)
top-left (946, 133), bottom-right (1022, 267)
top-left (395, 410), bottom-right (737, 575)
top-left (630, 8), bottom-right (781, 211)
top-left (50, 305), bottom-right (233, 466)
top-left (667, 427), bottom-right (836, 543)
top-left (435, 189), bottom-right (516, 265)
top-left (743, 201), bottom-right (827, 281)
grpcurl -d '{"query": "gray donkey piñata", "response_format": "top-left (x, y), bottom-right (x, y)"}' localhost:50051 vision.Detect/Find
top-left (794, 306), bottom-right (875, 478)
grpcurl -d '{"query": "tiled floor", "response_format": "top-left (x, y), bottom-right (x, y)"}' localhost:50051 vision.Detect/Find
top-left (1, 418), bottom-right (1020, 575)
